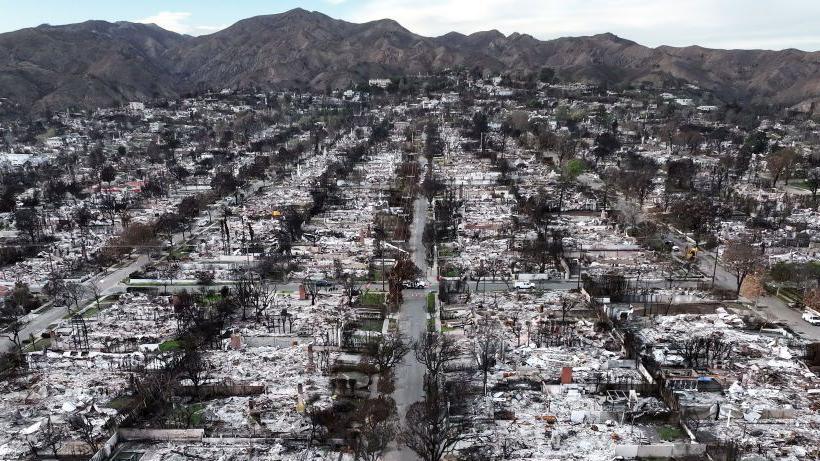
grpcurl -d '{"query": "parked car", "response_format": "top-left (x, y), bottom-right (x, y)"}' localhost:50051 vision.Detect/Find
top-left (514, 280), bottom-right (535, 290)
top-left (314, 279), bottom-right (334, 288)
top-left (403, 278), bottom-right (427, 289)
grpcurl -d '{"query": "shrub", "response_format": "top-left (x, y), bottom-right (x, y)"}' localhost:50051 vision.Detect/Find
top-left (195, 270), bottom-right (215, 285)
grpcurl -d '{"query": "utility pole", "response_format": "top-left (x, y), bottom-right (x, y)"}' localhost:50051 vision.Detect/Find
top-left (576, 245), bottom-right (583, 291)
top-left (711, 222), bottom-right (723, 289)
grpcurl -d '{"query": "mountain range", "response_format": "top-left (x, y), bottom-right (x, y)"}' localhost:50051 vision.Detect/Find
top-left (1, 8), bottom-right (818, 115)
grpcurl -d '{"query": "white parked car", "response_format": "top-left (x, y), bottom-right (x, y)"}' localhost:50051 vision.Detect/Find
top-left (802, 311), bottom-right (820, 326)
top-left (402, 278), bottom-right (427, 289)
top-left (514, 280), bottom-right (535, 290)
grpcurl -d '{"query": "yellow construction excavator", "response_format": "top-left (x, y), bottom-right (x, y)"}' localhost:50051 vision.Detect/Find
top-left (684, 246), bottom-right (699, 261)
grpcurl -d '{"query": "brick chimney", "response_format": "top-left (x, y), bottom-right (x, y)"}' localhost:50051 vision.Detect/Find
top-left (560, 366), bottom-right (573, 385)
top-left (229, 332), bottom-right (242, 350)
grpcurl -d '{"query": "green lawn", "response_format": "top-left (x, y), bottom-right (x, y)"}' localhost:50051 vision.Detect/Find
top-left (790, 180), bottom-right (812, 191)
top-left (442, 268), bottom-right (461, 277)
top-left (104, 395), bottom-right (136, 411)
top-left (766, 283), bottom-right (804, 305)
top-left (167, 402), bottom-right (205, 428)
top-left (159, 339), bottom-right (182, 352)
top-left (23, 337), bottom-right (51, 352)
top-left (426, 291), bottom-right (436, 314)
top-left (80, 305), bottom-right (102, 318)
top-left (203, 293), bottom-right (223, 304)
top-left (361, 291), bottom-right (386, 306)
top-left (358, 319), bottom-right (384, 332)
top-left (658, 425), bottom-right (685, 441)
top-left (128, 280), bottom-right (198, 286)
top-left (168, 248), bottom-right (192, 260)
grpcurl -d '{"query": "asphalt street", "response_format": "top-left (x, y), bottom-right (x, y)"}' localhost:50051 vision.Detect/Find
top-left (385, 193), bottom-right (432, 461)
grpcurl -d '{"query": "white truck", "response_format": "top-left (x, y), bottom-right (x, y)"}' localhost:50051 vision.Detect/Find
top-left (802, 309), bottom-right (820, 326)
top-left (514, 280), bottom-right (535, 290)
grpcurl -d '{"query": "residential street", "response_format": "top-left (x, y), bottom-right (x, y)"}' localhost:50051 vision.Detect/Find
top-left (386, 194), bottom-right (431, 461)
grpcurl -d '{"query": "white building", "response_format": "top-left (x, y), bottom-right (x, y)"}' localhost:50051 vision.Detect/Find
top-left (368, 78), bottom-right (392, 89)
top-left (44, 137), bottom-right (63, 149)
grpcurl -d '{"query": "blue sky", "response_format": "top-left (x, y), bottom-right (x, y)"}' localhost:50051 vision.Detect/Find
top-left (1, 0), bottom-right (819, 51)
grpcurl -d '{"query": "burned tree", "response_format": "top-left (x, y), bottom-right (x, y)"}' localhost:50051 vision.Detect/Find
top-left (559, 295), bottom-right (580, 322)
top-left (14, 207), bottom-right (43, 243)
top-left (351, 397), bottom-right (398, 461)
top-left (669, 195), bottom-right (719, 248)
top-left (99, 194), bottom-right (122, 227)
top-left (413, 332), bottom-right (460, 379)
top-left (521, 235), bottom-right (551, 274)
top-left (508, 316), bottom-right (523, 347)
top-left (399, 385), bottom-right (469, 461)
top-left (367, 333), bottom-right (411, 373)
top-left (178, 340), bottom-right (212, 400)
top-left (342, 274), bottom-right (361, 307)
top-left (0, 301), bottom-right (25, 354)
top-left (372, 223), bottom-right (387, 290)
top-left (39, 415), bottom-right (64, 458)
top-left (387, 256), bottom-right (420, 309)
top-left (423, 122), bottom-right (444, 165)
top-left (68, 413), bottom-right (99, 453)
top-left (73, 205), bottom-right (93, 261)
top-left (64, 281), bottom-right (88, 315)
top-left (88, 281), bottom-right (103, 312)
top-left (722, 240), bottom-right (763, 297)
top-left (43, 272), bottom-right (68, 306)
top-left (235, 270), bottom-right (276, 320)
top-left (472, 321), bottom-right (501, 395)
top-left (158, 262), bottom-right (179, 295)
top-left (618, 154), bottom-right (658, 206)
top-left (303, 277), bottom-right (319, 306)
top-left (676, 335), bottom-right (734, 368)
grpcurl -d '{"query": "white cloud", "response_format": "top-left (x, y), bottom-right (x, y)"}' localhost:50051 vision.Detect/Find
top-left (345, 0), bottom-right (699, 38)
top-left (135, 11), bottom-right (225, 36)
top-left (136, 11), bottom-right (193, 34)
top-left (342, 0), bottom-right (820, 50)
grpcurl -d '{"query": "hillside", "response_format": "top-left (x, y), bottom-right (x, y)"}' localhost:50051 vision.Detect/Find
top-left (0, 8), bottom-right (818, 114)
